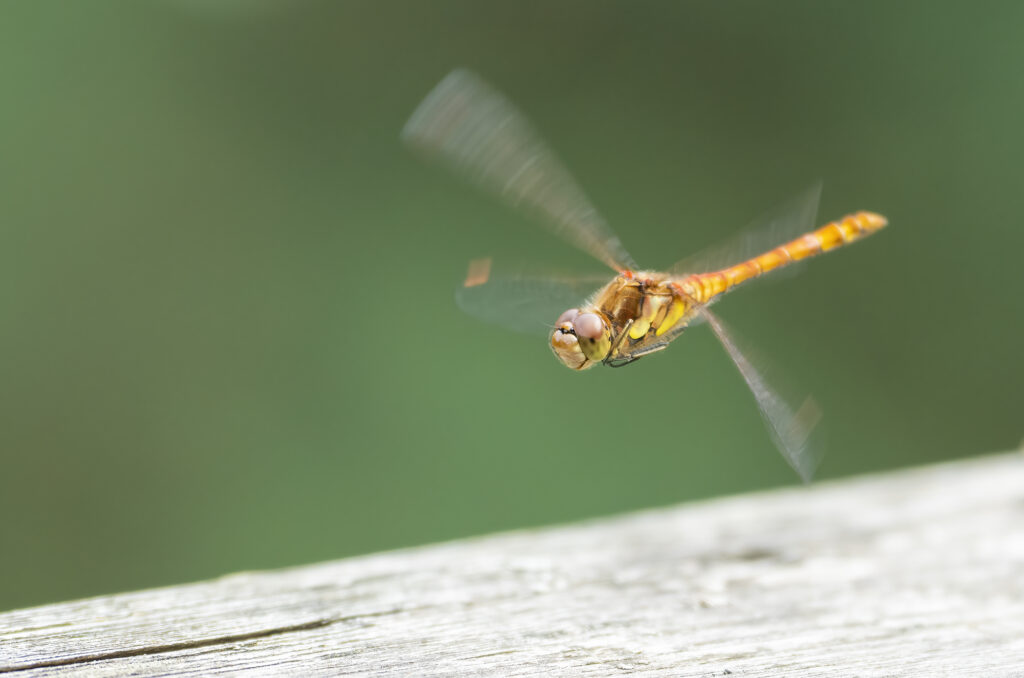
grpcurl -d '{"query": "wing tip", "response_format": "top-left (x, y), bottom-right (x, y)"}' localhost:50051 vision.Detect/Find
top-left (401, 68), bottom-right (474, 144)
top-left (788, 396), bottom-right (824, 483)
top-left (464, 257), bottom-right (492, 287)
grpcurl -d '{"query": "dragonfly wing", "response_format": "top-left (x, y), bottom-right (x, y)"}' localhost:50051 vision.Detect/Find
top-left (698, 306), bottom-right (823, 483)
top-left (455, 258), bottom-right (607, 336)
top-left (404, 69), bottom-right (637, 273)
top-left (671, 182), bottom-right (822, 280)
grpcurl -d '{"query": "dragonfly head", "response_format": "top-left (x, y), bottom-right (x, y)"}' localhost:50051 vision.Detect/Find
top-left (550, 308), bottom-right (612, 370)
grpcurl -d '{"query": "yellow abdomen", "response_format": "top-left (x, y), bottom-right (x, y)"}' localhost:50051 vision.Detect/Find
top-left (679, 211), bottom-right (888, 305)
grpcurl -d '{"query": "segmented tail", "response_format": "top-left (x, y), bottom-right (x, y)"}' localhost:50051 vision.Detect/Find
top-left (681, 211), bottom-right (888, 303)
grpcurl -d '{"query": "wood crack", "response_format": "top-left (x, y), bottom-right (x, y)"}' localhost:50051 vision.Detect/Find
top-left (0, 617), bottom-right (340, 673)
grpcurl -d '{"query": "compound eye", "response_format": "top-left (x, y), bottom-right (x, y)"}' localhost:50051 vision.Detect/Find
top-left (573, 312), bottom-right (605, 339)
top-left (556, 308), bottom-right (580, 326)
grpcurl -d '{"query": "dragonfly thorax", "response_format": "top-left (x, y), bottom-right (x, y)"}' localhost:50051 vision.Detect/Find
top-left (550, 308), bottom-right (612, 370)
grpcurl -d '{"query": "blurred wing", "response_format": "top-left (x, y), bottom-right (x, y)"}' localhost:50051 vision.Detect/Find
top-left (671, 182), bottom-right (822, 280)
top-left (403, 69), bottom-right (637, 273)
top-left (455, 258), bottom-right (607, 336)
top-left (699, 306), bottom-right (823, 483)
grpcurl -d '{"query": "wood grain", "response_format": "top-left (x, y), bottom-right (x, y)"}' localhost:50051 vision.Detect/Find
top-left (2, 453), bottom-right (1023, 676)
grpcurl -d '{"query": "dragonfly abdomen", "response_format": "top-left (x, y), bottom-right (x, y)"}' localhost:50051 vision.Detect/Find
top-left (682, 211), bottom-right (888, 304)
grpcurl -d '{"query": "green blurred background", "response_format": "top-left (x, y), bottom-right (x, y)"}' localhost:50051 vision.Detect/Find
top-left (2, 1), bottom-right (1021, 611)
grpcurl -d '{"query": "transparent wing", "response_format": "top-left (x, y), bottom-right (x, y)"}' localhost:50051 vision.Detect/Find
top-left (403, 69), bottom-right (637, 273)
top-left (698, 306), bottom-right (824, 483)
top-left (671, 182), bottom-right (822, 278)
top-left (455, 258), bottom-right (608, 336)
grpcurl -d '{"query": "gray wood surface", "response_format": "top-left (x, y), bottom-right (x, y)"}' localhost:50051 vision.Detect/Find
top-left (2, 453), bottom-right (1022, 677)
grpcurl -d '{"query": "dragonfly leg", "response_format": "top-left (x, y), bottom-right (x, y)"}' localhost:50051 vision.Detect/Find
top-left (608, 318), bottom-right (634, 359)
top-left (604, 340), bottom-right (669, 368)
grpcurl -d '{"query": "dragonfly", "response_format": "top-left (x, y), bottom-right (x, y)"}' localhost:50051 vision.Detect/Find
top-left (402, 69), bottom-right (887, 482)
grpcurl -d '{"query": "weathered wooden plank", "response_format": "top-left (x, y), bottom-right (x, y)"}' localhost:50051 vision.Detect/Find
top-left (2, 453), bottom-right (1023, 677)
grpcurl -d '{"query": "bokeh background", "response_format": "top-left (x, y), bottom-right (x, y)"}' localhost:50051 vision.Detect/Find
top-left (2, 0), bottom-right (1021, 611)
